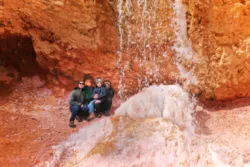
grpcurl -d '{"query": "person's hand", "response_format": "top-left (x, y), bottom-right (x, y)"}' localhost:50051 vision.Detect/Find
top-left (81, 104), bottom-right (84, 108)
top-left (94, 94), bottom-right (98, 99)
top-left (95, 100), bottom-right (101, 104)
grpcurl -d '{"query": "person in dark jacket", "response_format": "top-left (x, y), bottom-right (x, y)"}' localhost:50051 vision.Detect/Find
top-left (103, 80), bottom-right (115, 116)
top-left (68, 80), bottom-right (95, 128)
top-left (91, 77), bottom-right (107, 117)
top-left (76, 79), bottom-right (95, 122)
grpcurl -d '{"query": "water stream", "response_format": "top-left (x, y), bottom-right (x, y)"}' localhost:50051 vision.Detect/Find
top-left (117, 0), bottom-right (174, 99)
top-left (116, 0), bottom-right (197, 100)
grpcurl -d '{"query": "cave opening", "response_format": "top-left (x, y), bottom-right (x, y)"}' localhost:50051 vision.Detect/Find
top-left (0, 32), bottom-right (47, 94)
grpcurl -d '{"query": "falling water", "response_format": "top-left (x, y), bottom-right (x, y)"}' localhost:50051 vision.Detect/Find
top-left (116, 0), bottom-right (174, 99)
top-left (117, 0), bottom-right (125, 99)
top-left (116, 0), bottom-right (198, 100)
top-left (172, 0), bottom-right (197, 85)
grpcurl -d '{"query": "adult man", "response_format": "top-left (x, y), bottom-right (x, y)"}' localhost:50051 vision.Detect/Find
top-left (68, 80), bottom-right (94, 128)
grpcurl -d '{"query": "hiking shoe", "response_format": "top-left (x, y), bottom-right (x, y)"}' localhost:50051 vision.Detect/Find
top-left (69, 121), bottom-right (76, 128)
top-left (87, 113), bottom-right (95, 121)
top-left (97, 113), bottom-right (102, 118)
top-left (76, 116), bottom-right (80, 122)
top-left (76, 116), bottom-right (83, 122)
top-left (104, 111), bottom-right (110, 116)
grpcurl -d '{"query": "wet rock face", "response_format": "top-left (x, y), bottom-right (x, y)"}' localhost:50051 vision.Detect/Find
top-left (1, 0), bottom-right (249, 100)
top-left (111, 0), bottom-right (179, 98)
top-left (185, 0), bottom-right (250, 100)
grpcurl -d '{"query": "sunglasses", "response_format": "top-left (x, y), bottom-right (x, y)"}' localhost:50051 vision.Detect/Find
top-left (79, 82), bottom-right (84, 85)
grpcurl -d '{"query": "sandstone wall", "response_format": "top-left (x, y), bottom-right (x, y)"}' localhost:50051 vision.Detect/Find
top-left (185, 0), bottom-right (250, 100)
top-left (0, 0), bottom-right (119, 90)
top-left (1, 0), bottom-right (250, 100)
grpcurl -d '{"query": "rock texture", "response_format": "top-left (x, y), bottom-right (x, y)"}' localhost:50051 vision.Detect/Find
top-left (1, 0), bottom-right (119, 91)
top-left (185, 0), bottom-right (250, 100)
top-left (0, 0), bottom-right (249, 100)
top-left (0, 1), bottom-right (250, 166)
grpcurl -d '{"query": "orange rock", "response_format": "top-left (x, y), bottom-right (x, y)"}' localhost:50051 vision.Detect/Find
top-left (1, 0), bottom-right (249, 100)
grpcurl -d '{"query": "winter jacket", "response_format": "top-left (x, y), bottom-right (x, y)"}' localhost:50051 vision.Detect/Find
top-left (105, 87), bottom-right (115, 101)
top-left (92, 86), bottom-right (107, 102)
top-left (69, 87), bottom-right (85, 106)
top-left (83, 86), bottom-right (94, 105)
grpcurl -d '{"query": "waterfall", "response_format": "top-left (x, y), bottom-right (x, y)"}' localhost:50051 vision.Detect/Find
top-left (116, 0), bottom-right (197, 100)
top-left (116, 0), bottom-right (173, 100)
top-left (117, 0), bottom-right (125, 99)
top-left (172, 0), bottom-right (197, 85)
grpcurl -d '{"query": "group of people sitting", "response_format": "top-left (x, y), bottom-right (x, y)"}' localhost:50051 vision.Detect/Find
top-left (69, 77), bottom-right (115, 128)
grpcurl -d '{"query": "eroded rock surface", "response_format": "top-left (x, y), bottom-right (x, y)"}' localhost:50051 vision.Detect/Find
top-left (1, 0), bottom-right (249, 100)
top-left (1, 0), bottom-right (119, 90)
top-left (185, 0), bottom-right (250, 100)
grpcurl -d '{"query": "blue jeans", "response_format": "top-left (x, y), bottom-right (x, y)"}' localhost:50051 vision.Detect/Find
top-left (69, 105), bottom-right (89, 122)
top-left (88, 101), bottom-right (95, 113)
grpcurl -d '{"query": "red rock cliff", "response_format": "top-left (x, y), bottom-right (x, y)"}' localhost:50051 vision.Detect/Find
top-left (1, 0), bottom-right (250, 100)
top-left (0, 0), bottom-right (119, 92)
top-left (185, 0), bottom-right (250, 100)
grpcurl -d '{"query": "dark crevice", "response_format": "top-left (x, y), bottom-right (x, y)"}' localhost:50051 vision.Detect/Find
top-left (0, 32), bottom-right (48, 95)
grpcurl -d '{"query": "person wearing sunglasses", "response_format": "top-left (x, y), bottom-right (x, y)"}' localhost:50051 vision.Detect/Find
top-left (68, 80), bottom-right (94, 128)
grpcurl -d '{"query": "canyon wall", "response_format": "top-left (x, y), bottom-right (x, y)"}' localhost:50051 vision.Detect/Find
top-left (1, 0), bottom-right (250, 100)
top-left (0, 0), bottom-right (119, 92)
top-left (185, 0), bottom-right (250, 100)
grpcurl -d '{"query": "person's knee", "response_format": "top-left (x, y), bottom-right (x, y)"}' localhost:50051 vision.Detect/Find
top-left (70, 105), bottom-right (80, 113)
top-left (88, 103), bottom-right (94, 108)
top-left (88, 102), bottom-right (94, 107)
top-left (82, 105), bottom-right (89, 112)
top-left (95, 100), bottom-right (101, 104)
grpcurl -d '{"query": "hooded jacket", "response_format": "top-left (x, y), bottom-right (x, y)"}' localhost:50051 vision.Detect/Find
top-left (69, 87), bottom-right (85, 106)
